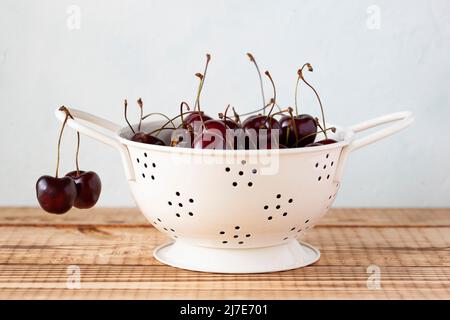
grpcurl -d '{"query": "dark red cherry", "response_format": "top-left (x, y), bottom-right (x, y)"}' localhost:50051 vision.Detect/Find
top-left (36, 176), bottom-right (77, 214)
top-left (242, 115), bottom-right (281, 149)
top-left (305, 142), bottom-right (323, 147)
top-left (305, 139), bottom-right (338, 147)
top-left (192, 120), bottom-right (228, 149)
top-left (223, 118), bottom-right (240, 130)
top-left (183, 112), bottom-right (213, 129)
top-left (66, 171), bottom-right (102, 209)
top-left (131, 132), bottom-right (165, 146)
top-left (316, 139), bottom-right (337, 145)
top-left (280, 114), bottom-right (317, 148)
top-left (242, 115), bottom-right (280, 132)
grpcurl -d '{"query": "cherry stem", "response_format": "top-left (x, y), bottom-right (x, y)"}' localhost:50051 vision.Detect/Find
top-left (264, 71), bottom-right (277, 126)
top-left (58, 106), bottom-right (80, 176)
top-left (299, 64), bottom-right (328, 139)
top-left (76, 132), bottom-right (80, 176)
top-left (293, 127), bottom-right (336, 147)
top-left (55, 112), bottom-right (68, 178)
top-left (247, 53), bottom-right (266, 115)
top-left (294, 63), bottom-right (312, 117)
top-left (222, 104), bottom-right (230, 127)
top-left (232, 107), bottom-right (241, 124)
top-left (141, 112), bottom-right (176, 128)
top-left (137, 98), bottom-right (143, 132)
top-left (288, 107), bottom-right (300, 143)
top-left (124, 99), bottom-right (135, 134)
top-left (239, 98), bottom-right (274, 117)
top-left (148, 111), bottom-right (199, 136)
top-left (178, 101), bottom-right (190, 125)
top-left (194, 54), bottom-right (211, 113)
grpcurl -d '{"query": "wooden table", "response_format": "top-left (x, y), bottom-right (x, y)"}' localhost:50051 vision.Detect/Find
top-left (0, 207), bottom-right (449, 299)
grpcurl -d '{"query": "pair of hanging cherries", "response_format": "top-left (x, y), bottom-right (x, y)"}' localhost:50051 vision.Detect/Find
top-left (36, 106), bottom-right (102, 214)
top-left (123, 53), bottom-right (337, 150)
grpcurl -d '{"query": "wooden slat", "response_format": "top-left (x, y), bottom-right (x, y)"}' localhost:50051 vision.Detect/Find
top-left (1, 207), bottom-right (450, 227)
top-left (0, 207), bottom-right (449, 299)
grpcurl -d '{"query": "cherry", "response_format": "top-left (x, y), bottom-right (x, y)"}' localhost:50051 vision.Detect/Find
top-left (280, 114), bottom-right (317, 147)
top-left (36, 176), bottom-right (77, 214)
top-left (131, 132), bottom-right (165, 145)
top-left (316, 138), bottom-right (338, 145)
top-left (66, 171), bottom-right (102, 209)
top-left (218, 105), bottom-right (241, 130)
top-left (183, 111), bottom-right (212, 129)
top-left (36, 107), bottom-right (77, 214)
top-left (305, 142), bottom-right (323, 147)
top-left (123, 99), bottom-right (166, 146)
top-left (192, 119), bottom-right (229, 149)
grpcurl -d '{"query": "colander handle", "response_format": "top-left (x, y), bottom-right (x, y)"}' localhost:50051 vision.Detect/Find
top-left (54, 107), bottom-right (135, 181)
top-left (334, 111), bottom-right (414, 182)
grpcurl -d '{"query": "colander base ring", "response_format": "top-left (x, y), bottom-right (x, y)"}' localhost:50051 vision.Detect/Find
top-left (153, 240), bottom-right (320, 273)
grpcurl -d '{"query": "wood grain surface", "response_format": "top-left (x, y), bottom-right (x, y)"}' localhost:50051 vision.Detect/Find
top-left (0, 207), bottom-right (449, 299)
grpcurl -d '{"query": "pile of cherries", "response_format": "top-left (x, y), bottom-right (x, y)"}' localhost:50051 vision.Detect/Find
top-left (125, 53), bottom-right (337, 150)
top-left (36, 107), bottom-right (101, 214)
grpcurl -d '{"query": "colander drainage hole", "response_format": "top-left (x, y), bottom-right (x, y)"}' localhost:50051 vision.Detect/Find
top-left (246, 234), bottom-right (251, 237)
top-left (225, 167), bottom-right (230, 172)
top-left (288, 199), bottom-right (293, 203)
top-left (233, 235), bottom-right (239, 238)
top-left (151, 175), bottom-right (155, 180)
top-left (268, 216), bottom-right (273, 220)
top-left (157, 218), bottom-right (162, 222)
top-left (276, 205), bottom-right (281, 209)
top-left (188, 212), bottom-right (194, 216)
top-left (144, 163), bottom-right (147, 168)
top-left (327, 174), bottom-right (330, 179)
top-left (238, 241), bottom-right (244, 244)
top-left (283, 237), bottom-right (288, 241)
top-left (290, 227), bottom-right (296, 231)
top-left (137, 158), bottom-right (140, 163)
top-left (235, 226), bottom-right (240, 230)
top-left (264, 205), bottom-right (269, 210)
top-left (315, 163), bottom-right (319, 168)
top-left (248, 182), bottom-right (253, 187)
top-left (152, 163), bottom-right (156, 168)
top-left (219, 231), bottom-right (225, 234)
top-left (318, 176), bottom-right (322, 181)
top-left (176, 213), bottom-right (180, 217)
top-left (252, 169), bottom-right (257, 174)
top-left (239, 171), bottom-right (244, 176)
top-left (144, 153), bottom-right (147, 157)
top-left (283, 212), bottom-right (288, 216)
top-left (142, 173), bottom-right (145, 178)
top-left (176, 192), bottom-right (180, 196)
top-left (222, 241), bottom-right (228, 244)
top-left (232, 182), bottom-right (238, 187)
top-left (305, 219), bottom-right (310, 224)
top-left (178, 203), bottom-right (183, 207)
top-left (189, 199), bottom-right (194, 203)
top-left (329, 195), bottom-right (332, 200)
top-left (168, 201), bottom-right (172, 205)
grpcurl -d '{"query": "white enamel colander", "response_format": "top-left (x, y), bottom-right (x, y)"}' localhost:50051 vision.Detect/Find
top-left (55, 108), bottom-right (413, 273)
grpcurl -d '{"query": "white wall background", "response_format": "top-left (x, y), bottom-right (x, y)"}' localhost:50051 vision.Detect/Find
top-left (1, 0), bottom-right (449, 207)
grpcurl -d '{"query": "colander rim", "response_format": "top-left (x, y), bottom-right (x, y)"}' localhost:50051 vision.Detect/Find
top-left (115, 122), bottom-right (353, 155)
